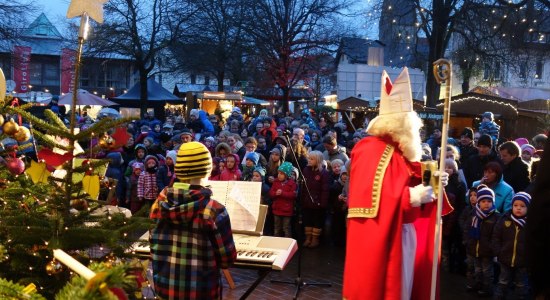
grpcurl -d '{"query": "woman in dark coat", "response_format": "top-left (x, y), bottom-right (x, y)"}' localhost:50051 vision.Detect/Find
top-left (300, 150), bottom-right (329, 248)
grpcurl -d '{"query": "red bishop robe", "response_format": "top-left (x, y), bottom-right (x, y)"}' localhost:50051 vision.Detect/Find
top-left (343, 136), bottom-right (452, 300)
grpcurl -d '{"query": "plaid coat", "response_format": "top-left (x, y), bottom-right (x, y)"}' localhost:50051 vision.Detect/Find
top-left (150, 186), bottom-right (237, 299)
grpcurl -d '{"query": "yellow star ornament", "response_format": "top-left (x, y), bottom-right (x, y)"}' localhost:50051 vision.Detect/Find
top-left (66, 0), bottom-right (109, 23)
top-left (82, 175), bottom-right (100, 200)
top-left (0, 68), bottom-right (5, 103)
top-left (25, 160), bottom-right (51, 184)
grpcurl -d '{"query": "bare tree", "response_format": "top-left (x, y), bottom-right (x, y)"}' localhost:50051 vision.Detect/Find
top-left (370, 0), bottom-right (548, 107)
top-left (0, 1), bottom-right (37, 51)
top-left (242, 0), bottom-right (355, 113)
top-left (87, 0), bottom-right (195, 116)
top-left (167, 0), bottom-right (249, 91)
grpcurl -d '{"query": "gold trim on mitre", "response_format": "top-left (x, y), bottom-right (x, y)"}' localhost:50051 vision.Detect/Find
top-left (379, 67), bottom-right (413, 115)
top-left (347, 144), bottom-right (394, 219)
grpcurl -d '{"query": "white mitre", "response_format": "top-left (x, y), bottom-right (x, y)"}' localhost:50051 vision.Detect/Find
top-left (379, 67), bottom-right (413, 115)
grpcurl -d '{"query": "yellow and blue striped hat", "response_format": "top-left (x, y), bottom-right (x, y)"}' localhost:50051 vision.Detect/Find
top-left (175, 142), bottom-right (212, 180)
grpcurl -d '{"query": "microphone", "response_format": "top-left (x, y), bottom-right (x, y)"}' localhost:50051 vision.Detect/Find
top-left (282, 129), bottom-right (292, 136)
top-left (423, 169), bottom-right (432, 186)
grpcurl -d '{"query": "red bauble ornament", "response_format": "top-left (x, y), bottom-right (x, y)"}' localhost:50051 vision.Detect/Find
top-left (5, 157), bottom-right (25, 175)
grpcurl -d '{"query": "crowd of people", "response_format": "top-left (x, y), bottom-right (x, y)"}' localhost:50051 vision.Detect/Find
top-left (94, 105), bottom-right (547, 298)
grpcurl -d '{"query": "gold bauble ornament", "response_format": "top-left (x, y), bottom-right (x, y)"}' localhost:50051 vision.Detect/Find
top-left (98, 135), bottom-right (115, 150)
top-left (2, 118), bottom-right (19, 136)
top-left (46, 259), bottom-right (63, 275)
top-left (0, 114), bottom-right (4, 126)
top-left (14, 126), bottom-right (31, 142)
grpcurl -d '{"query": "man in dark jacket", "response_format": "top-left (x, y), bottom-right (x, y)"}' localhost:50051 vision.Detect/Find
top-left (499, 141), bottom-right (530, 192)
top-left (463, 134), bottom-right (502, 188)
top-left (459, 127), bottom-right (479, 166)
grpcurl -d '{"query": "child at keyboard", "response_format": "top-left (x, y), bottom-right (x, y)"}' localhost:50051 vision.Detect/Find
top-left (149, 142), bottom-right (237, 300)
top-left (269, 161), bottom-right (297, 238)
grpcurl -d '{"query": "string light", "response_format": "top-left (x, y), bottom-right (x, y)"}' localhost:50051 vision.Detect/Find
top-left (436, 96), bottom-right (518, 115)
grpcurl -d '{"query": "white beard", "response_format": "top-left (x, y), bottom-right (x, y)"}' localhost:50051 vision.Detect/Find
top-left (367, 112), bottom-right (424, 162)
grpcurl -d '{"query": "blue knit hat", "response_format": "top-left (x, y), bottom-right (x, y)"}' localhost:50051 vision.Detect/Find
top-left (278, 161), bottom-right (294, 178)
top-left (253, 166), bottom-right (266, 178)
top-left (476, 186), bottom-right (495, 203)
top-left (482, 111), bottom-right (494, 121)
top-left (245, 152), bottom-right (260, 165)
top-left (512, 192), bottom-right (531, 206)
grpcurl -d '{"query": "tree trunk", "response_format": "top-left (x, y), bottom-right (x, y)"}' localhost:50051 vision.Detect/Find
top-left (217, 70), bottom-right (225, 92)
top-left (139, 70), bottom-right (148, 117)
top-left (462, 79), bottom-right (470, 94)
top-left (281, 87), bottom-right (290, 115)
top-left (425, 0), bottom-right (447, 108)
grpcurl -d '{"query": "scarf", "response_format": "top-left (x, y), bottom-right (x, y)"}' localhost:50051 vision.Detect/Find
top-left (469, 205), bottom-right (495, 240)
top-left (511, 214), bottom-right (526, 228)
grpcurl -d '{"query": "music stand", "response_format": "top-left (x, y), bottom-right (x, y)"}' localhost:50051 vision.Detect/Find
top-left (270, 132), bottom-right (331, 299)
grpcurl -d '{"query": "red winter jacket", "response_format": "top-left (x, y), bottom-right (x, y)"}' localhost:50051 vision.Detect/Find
top-left (269, 179), bottom-right (297, 216)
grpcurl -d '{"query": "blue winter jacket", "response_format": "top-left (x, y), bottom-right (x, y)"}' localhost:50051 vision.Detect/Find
top-left (472, 175), bottom-right (514, 213)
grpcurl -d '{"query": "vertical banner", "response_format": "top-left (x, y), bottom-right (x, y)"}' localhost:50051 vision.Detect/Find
top-left (60, 48), bottom-right (77, 94)
top-left (13, 46), bottom-right (32, 93)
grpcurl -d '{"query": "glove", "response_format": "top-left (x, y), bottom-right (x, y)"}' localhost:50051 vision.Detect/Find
top-left (409, 184), bottom-right (434, 207)
top-left (433, 170), bottom-right (449, 187)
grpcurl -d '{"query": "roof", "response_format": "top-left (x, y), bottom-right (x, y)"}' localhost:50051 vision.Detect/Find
top-left (242, 96), bottom-right (270, 106)
top-left (337, 96), bottom-right (371, 111)
top-left (336, 37), bottom-right (385, 65)
top-left (174, 84), bottom-right (235, 94)
top-left (483, 86), bottom-right (550, 102)
top-left (22, 13), bottom-right (63, 39)
top-left (437, 91), bottom-right (518, 119)
top-left (242, 87), bottom-right (314, 100)
top-left (113, 78), bottom-right (181, 101)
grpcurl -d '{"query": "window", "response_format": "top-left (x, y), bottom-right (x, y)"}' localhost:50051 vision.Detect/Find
top-left (30, 62), bottom-right (42, 85)
top-left (519, 63), bottom-right (527, 79)
top-left (190, 74), bottom-right (196, 84)
top-left (80, 68), bottom-right (90, 88)
top-left (494, 61), bottom-right (501, 80)
top-left (535, 61), bottom-right (544, 79)
top-left (483, 63), bottom-right (491, 80)
top-left (44, 63), bottom-right (59, 85)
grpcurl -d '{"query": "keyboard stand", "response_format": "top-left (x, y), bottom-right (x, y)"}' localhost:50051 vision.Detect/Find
top-left (239, 269), bottom-right (271, 300)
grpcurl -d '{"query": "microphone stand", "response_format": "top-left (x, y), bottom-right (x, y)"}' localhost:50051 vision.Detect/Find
top-left (270, 131), bottom-right (331, 299)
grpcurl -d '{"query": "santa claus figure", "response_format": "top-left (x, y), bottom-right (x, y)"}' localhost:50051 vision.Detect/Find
top-left (343, 68), bottom-right (450, 300)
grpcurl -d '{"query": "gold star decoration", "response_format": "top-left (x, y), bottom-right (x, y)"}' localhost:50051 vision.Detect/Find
top-left (0, 68), bottom-right (5, 102)
top-left (66, 0), bottom-right (109, 23)
top-left (25, 160), bottom-right (51, 184)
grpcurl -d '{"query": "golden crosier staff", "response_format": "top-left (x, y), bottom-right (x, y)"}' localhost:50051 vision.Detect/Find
top-left (64, 0), bottom-right (108, 207)
top-left (430, 59), bottom-right (452, 300)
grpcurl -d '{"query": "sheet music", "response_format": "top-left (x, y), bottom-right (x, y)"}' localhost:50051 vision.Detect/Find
top-left (208, 181), bottom-right (261, 232)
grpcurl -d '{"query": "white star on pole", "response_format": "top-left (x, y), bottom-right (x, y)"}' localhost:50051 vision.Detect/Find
top-left (66, 0), bottom-right (109, 23)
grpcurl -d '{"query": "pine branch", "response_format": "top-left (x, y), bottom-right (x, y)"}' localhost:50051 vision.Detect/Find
top-left (0, 278), bottom-right (47, 300)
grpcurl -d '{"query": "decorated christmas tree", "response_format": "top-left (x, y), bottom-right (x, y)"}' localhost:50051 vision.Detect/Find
top-left (0, 1), bottom-right (152, 299)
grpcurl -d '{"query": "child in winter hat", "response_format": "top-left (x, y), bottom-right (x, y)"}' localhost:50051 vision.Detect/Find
top-left (492, 191), bottom-right (531, 299)
top-left (242, 152), bottom-right (260, 181)
top-left (478, 111), bottom-right (500, 141)
top-left (175, 141), bottom-right (212, 182)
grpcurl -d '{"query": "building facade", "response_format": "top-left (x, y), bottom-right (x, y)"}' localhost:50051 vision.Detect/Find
top-left (0, 13), bottom-right (136, 100)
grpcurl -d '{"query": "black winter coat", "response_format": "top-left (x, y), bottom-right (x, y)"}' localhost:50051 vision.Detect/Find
top-left (463, 151), bottom-right (502, 188)
top-left (503, 156), bottom-right (530, 193)
top-left (464, 210), bottom-right (500, 258)
top-left (493, 212), bottom-right (527, 267)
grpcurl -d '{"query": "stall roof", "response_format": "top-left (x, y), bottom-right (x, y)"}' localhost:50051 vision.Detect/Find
top-left (198, 91), bottom-right (242, 100)
top-left (113, 78), bottom-right (181, 102)
top-left (242, 96), bottom-right (270, 106)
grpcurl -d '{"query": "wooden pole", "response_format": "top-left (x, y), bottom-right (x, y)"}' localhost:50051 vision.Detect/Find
top-left (65, 13), bottom-right (89, 207)
top-left (430, 59), bottom-right (452, 300)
